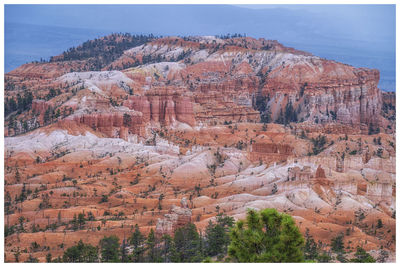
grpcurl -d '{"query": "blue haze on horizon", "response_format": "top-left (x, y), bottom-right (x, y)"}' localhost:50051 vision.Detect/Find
top-left (5, 4), bottom-right (396, 91)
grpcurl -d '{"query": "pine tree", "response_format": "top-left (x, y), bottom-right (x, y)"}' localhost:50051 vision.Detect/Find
top-left (304, 228), bottom-right (318, 261)
top-left (15, 169), bottom-right (20, 183)
top-left (44, 107), bottom-right (51, 124)
top-left (71, 214), bottom-right (78, 231)
top-left (284, 101), bottom-right (297, 124)
top-left (14, 249), bottom-right (20, 262)
top-left (63, 240), bottom-right (98, 262)
top-left (78, 213), bottom-right (85, 229)
top-left (350, 247), bottom-right (376, 263)
top-left (46, 253), bottom-right (52, 263)
top-left (160, 234), bottom-right (174, 262)
top-left (228, 208), bottom-right (304, 262)
top-left (276, 109), bottom-right (285, 124)
top-left (330, 233), bottom-right (344, 254)
top-left (129, 224), bottom-right (146, 262)
top-left (25, 254), bottom-right (39, 262)
top-left (146, 229), bottom-right (160, 262)
top-left (99, 235), bottom-right (120, 262)
top-left (123, 113), bottom-right (131, 126)
top-left (173, 223), bottom-right (203, 262)
top-left (120, 238), bottom-right (129, 262)
top-left (377, 219), bottom-right (383, 228)
top-left (204, 214), bottom-right (234, 257)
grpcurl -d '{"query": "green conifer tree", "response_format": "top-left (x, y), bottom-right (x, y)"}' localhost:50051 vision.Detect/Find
top-left (129, 224), bottom-right (146, 262)
top-left (228, 208), bottom-right (304, 262)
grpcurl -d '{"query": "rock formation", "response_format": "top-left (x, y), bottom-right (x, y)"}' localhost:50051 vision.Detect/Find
top-left (250, 143), bottom-right (293, 164)
top-left (314, 165), bottom-right (326, 178)
top-left (288, 166), bottom-right (312, 181)
top-left (31, 100), bottom-right (53, 115)
top-left (366, 181), bottom-right (393, 204)
top-left (155, 198), bottom-right (192, 237)
top-left (123, 93), bottom-right (196, 126)
top-left (6, 35), bottom-right (389, 136)
top-left (70, 111), bottom-right (145, 138)
top-left (3, 34), bottom-right (396, 262)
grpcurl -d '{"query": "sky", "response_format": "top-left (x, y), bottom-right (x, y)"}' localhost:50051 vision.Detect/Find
top-left (4, 4), bottom-right (396, 91)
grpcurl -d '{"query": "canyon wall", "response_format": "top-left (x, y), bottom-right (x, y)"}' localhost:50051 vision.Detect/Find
top-left (123, 93), bottom-right (196, 126)
top-left (71, 111), bottom-right (145, 138)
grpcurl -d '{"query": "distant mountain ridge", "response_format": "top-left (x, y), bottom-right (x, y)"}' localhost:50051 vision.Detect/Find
top-left (5, 5), bottom-right (395, 91)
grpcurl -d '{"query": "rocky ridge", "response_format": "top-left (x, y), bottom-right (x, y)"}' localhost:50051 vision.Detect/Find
top-left (4, 34), bottom-right (396, 262)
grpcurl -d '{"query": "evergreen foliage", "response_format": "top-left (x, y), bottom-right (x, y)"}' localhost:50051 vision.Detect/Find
top-left (204, 213), bottom-right (234, 257)
top-left (146, 229), bottom-right (161, 262)
top-left (330, 233), bottom-right (345, 253)
top-left (99, 235), bottom-right (121, 262)
top-left (50, 33), bottom-right (155, 71)
top-left (304, 228), bottom-right (318, 260)
top-left (368, 123), bottom-right (380, 135)
top-left (350, 247), bottom-right (376, 263)
top-left (311, 134), bottom-right (327, 155)
top-left (228, 208), bottom-right (304, 262)
top-left (253, 95), bottom-right (272, 123)
top-left (129, 224), bottom-right (146, 262)
top-left (62, 240), bottom-right (98, 262)
top-left (120, 238), bottom-right (130, 263)
top-left (58, 211), bottom-right (368, 263)
top-left (160, 234), bottom-right (175, 262)
top-left (276, 101), bottom-right (298, 125)
top-left (5, 91), bottom-right (33, 116)
top-left (173, 223), bottom-right (203, 262)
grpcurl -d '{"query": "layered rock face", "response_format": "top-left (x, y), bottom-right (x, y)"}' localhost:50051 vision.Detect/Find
top-left (30, 100), bottom-right (55, 126)
top-left (5, 35), bottom-right (388, 138)
top-left (31, 100), bottom-right (53, 115)
top-left (288, 166), bottom-right (312, 181)
top-left (249, 142), bottom-right (293, 164)
top-left (382, 91), bottom-right (395, 107)
top-left (293, 122), bottom-right (366, 135)
top-left (123, 96), bottom-right (151, 122)
top-left (314, 165), bottom-right (326, 178)
top-left (123, 93), bottom-right (196, 126)
top-left (113, 36), bottom-right (384, 129)
top-left (310, 165), bottom-right (333, 190)
top-left (381, 91), bottom-right (395, 128)
top-left (7, 62), bottom-right (76, 79)
top-left (262, 61), bottom-right (382, 127)
top-left (366, 182), bottom-right (393, 204)
top-left (71, 111), bottom-right (145, 138)
top-left (155, 198), bottom-right (192, 237)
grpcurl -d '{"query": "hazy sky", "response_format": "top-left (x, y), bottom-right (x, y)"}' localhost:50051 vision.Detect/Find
top-left (5, 4), bottom-right (395, 41)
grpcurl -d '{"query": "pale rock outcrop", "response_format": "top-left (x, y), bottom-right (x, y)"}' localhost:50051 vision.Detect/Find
top-left (155, 198), bottom-right (192, 237)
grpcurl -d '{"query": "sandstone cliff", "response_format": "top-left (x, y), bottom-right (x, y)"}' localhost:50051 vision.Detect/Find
top-left (6, 35), bottom-right (388, 137)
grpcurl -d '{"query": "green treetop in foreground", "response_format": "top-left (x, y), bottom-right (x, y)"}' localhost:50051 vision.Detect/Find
top-left (228, 208), bottom-right (305, 262)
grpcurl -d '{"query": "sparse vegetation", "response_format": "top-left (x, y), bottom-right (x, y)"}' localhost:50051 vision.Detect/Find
top-left (50, 33), bottom-right (156, 71)
top-left (3, 32), bottom-right (392, 264)
top-left (350, 247), bottom-right (375, 263)
top-left (275, 101), bottom-right (298, 125)
top-left (310, 134), bottom-right (327, 155)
